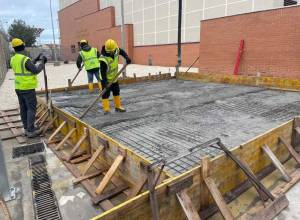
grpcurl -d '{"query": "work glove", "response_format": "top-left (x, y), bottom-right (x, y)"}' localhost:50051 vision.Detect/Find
top-left (41, 56), bottom-right (48, 64)
top-left (33, 53), bottom-right (43, 64)
top-left (126, 57), bottom-right (131, 65)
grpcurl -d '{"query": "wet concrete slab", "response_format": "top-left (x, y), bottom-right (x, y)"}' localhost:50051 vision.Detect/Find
top-left (49, 79), bottom-right (300, 175)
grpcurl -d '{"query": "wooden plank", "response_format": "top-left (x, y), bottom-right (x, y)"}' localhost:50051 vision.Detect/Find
top-left (47, 143), bottom-right (114, 211)
top-left (55, 128), bottom-right (76, 150)
top-left (295, 127), bottom-right (300, 138)
top-left (0, 125), bottom-right (22, 131)
top-left (73, 169), bottom-right (104, 185)
top-left (96, 155), bottom-right (124, 194)
top-left (0, 119), bottom-right (21, 126)
top-left (70, 154), bottom-right (91, 164)
top-left (92, 184), bottom-right (129, 205)
top-left (0, 197), bottom-right (12, 220)
top-left (47, 121), bottom-right (66, 142)
top-left (38, 111), bottom-right (49, 127)
top-left (176, 190), bottom-right (202, 220)
top-left (129, 175), bottom-right (148, 198)
top-left (168, 174), bottom-right (193, 195)
top-left (82, 146), bottom-right (104, 175)
top-left (262, 145), bottom-right (291, 182)
top-left (35, 109), bottom-right (48, 125)
top-left (200, 157), bottom-right (210, 210)
top-left (204, 177), bottom-right (234, 220)
top-left (279, 136), bottom-right (300, 164)
top-left (244, 194), bottom-right (289, 220)
top-left (147, 167), bottom-right (160, 220)
top-left (42, 115), bottom-right (58, 134)
top-left (66, 133), bottom-right (87, 162)
top-left (0, 112), bottom-right (20, 118)
top-left (1, 133), bottom-right (23, 140)
top-left (0, 111), bottom-right (25, 144)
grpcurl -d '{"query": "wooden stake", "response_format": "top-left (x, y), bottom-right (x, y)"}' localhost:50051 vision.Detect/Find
top-left (42, 115), bottom-right (58, 135)
top-left (279, 137), bottom-right (300, 164)
top-left (129, 175), bottom-right (148, 198)
top-left (200, 157), bottom-right (210, 210)
top-left (73, 169), bottom-right (103, 185)
top-left (82, 146), bottom-right (104, 175)
top-left (47, 121), bottom-right (66, 142)
top-left (204, 177), bottom-right (234, 220)
top-left (66, 132), bottom-right (88, 162)
top-left (176, 190), bottom-right (202, 220)
top-left (262, 145), bottom-right (291, 182)
top-left (96, 155), bottom-right (124, 194)
top-left (55, 127), bottom-right (76, 150)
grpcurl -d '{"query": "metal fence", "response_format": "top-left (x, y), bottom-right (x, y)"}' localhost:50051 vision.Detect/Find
top-left (0, 32), bottom-right (10, 86)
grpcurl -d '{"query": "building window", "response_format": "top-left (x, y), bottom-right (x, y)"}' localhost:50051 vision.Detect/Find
top-left (284, 0), bottom-right (297, 6)
top-left (71, 45), bottom-right (76, 53)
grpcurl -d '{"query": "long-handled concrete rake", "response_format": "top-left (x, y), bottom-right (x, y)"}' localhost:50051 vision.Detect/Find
top-left (79, 64), bottom-right (128, 119)
top-left (67, 65), bottom-right (83, 88)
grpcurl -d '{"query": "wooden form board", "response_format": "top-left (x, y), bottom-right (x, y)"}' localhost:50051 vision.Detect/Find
top-left (176, 72), bottom-right (300, 92)
top-left (93, 119), bottom-right (296, 220)
top-left (36, 73), bottom-right (173, 95)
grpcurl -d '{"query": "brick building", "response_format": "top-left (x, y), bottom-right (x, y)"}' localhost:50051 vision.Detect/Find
top-left (58, 0), bottom-right (300, 77)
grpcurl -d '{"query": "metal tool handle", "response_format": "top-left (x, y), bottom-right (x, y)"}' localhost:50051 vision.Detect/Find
top-left (43, 65), bottom-right (49, 104)
top-left (70, 65), bottom-right (83, 86)
top-left (79, 64), bottom-right (128, 119)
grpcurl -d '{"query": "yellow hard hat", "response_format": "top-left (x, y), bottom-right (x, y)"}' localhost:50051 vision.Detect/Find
top-left (105, 39), bottom-right (118, 52)
top-left (11, 38), bottom-right (24, 48)
top-left (80, 39), bottom-right (88, 44)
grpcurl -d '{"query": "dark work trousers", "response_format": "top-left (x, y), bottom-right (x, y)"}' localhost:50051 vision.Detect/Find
top-left (101, 81), bottom-right (120, 99)
top-left (87, 69), bottom-right (101, 83)
top-left (15, 89), bottom-right (37, 132)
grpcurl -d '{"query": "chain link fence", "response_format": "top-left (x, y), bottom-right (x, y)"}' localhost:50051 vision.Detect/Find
top-left (0, 32), bottom-right (10, 86)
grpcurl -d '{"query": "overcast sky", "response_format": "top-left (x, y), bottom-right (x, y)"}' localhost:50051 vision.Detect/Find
top-left (1, 0), bottom-right (59, 44)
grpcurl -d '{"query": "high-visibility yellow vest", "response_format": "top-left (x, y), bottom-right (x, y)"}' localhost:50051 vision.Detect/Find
top-left (10, 53), bottom-right (37, 90)
top-left (80, 47), bottom-right (99, 71)
top-left (99, 48), bottom-right (119, 83)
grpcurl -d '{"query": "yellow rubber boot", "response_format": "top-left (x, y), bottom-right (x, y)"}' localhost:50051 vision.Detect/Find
top-left (98, 82), bottom-right (102, 91)
top-left (88, 83), bottom-right (94, 93)
top-left (114, 96), bottom-right (126, 112)
top-left (102, 99), bottom-right (110, 114)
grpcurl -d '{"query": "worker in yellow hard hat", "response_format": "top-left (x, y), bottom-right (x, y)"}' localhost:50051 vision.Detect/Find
top-left (99, 39), bottom-right (131, 114)
top-left (76, 39), bottom-right (102, 93)
top-left (10, 38), bottom-right (47, 138)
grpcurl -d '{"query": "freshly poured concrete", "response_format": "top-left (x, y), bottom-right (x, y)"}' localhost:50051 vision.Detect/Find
top-left (50, 79), bottom-right (300, 175)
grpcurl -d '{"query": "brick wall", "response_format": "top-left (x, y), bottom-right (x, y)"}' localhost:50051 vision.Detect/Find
top-left (133, 43), bottom-right (199, 67)
top-left (199, 6), bottom-right (300, 78)
top-left (58, 0), bottom-right (200, 67)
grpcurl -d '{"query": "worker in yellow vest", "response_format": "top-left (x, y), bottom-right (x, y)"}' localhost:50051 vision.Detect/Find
top-left (99, 39), bottom-right (131, 114)
top-left (10, 38), bottom-right (47, 138)
top-left (76, 40), bottom-right (102, 92)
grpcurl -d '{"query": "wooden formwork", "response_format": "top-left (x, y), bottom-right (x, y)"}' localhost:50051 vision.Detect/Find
top-left (176, 72), bottom-right (300, 92)
top-left (37, 73), bottom-right (300, 220)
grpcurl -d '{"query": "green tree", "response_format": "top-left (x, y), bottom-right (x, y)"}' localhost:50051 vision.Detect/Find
top-left (8, 19), bottom-right (41, 47)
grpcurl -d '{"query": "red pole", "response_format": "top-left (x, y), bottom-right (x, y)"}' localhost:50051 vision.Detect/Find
top-left (233, 39), bottom-right (245, 75)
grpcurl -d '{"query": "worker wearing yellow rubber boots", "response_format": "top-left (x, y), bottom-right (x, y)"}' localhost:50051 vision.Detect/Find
top-left (76, 39), bottom-right (102, 92)
top-left (99, 39), bottom-right (131, 114)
